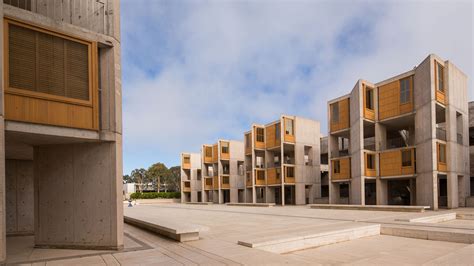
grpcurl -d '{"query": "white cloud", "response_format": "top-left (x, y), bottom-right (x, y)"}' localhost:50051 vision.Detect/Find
top-left (121, 0), bottom-right (473, 172)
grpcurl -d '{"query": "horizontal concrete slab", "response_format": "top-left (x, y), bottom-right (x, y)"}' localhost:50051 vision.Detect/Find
top-left (238, 223), bottom-right (380, 254)
top-left (309, 204), bottom-right (429, 212)
top-left (381, 224), bottom-right (474, 244)
top-left (186, 202), bottom-right (213, 205)
top-left (395, 213), bottom-right (457, 223)
top-left (123, 216), bottom-right (200, 242)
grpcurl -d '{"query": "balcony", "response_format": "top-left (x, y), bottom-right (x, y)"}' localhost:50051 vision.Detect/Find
top-left (204, 177), bottom-right (213, 190)
top-left (331, 157), bottom-right (351, 181)
top-left (182, 181), bottom-right (191, 192)
top-left (379, 147), bottom-right (415, 177)
top-left (220, 141), bottom-right (230, 160)
top-left (284, 166), bottom-right (295, 184)
top-left (267, 167), bottom-right (281, 185)
top-left (364, 152), bottom-right (376, 177)
top-left (265, 122), bottom-right (281, 149)
top-left (330, 98), bottom-right (350, 133)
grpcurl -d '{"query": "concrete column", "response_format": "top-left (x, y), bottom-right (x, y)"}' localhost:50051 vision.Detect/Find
top-left (265, 187), bottom-right (275, 203)
top-left (447, 173), bottom-right (459, 209)
top-left (34, 141), bottom-right (123, 249)
top-left (230, 188), bottom-right (238, 203)
top-left (376, 178), bottom-right (388, 205)
top-left (295, 183), bottom-right (305, 205)
top-left (0, 118), bottom-right (5, 263)
top-left (330, 183), bottom-right (340, 204)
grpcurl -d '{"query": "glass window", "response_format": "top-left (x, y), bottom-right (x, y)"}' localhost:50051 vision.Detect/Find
top-left (286, 167), bottom-right (294, 178)
top-left (437, 63), bottom-right (444, 92)
top-left (402, 150), bottom-right (412, 167)
top-left (285, 118), bottom-right (294, 135)
top-left (256, 128), bottom-right (264, 142)
top-left (245, 133), bottom-right (251, 148)
top-left (438, 144), bottom-right (446, 163)
top-left (275, 122), bottom-right (281, 140)
top-left (366, 88), bottom-right (374, 110)
top-left (222, 176), bottom-right (229, 184)
top-left (331, 103), bottom-right (339, 123)
top-left (400, 77), bottom-right (411, 104)
top-left (366, 154), bottom-right (375, 169)
top-left (333, 160), bottom-right (340, 174)
top-left (205, 146), bottom-right (212, 157)
top-left (221, 142), bottom-right (229, 154)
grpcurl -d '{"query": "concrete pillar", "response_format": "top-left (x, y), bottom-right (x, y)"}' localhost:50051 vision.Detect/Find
top-left (34, 141), bottom-right (123, 249)
top-left (0, 118), bottom-right (5, 263)
top-left (230, 188), bottom-right (238, 203)
top-left (265, 187), bottom-right (274, 203)
top-left (330, 183), bottom-right (340, 204)
top-left (295, 183), bottom-right (305, 205)
top-left (447, 173), bottom-right (459, 209)
top-left (376, 178), bottom-right (388, 205)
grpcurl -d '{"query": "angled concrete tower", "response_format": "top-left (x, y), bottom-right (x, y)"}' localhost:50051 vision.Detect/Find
top-left (328, 54), bottom-right (469, 210)
top-left (0, 0), bottom-right (123, 262)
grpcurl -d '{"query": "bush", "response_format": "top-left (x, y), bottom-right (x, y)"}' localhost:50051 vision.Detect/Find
top-left (130, 192), bottom-right (181, 200)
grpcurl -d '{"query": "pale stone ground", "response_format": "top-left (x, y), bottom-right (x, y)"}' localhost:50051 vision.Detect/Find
top-left (7, 204), bottom-right (474, 265)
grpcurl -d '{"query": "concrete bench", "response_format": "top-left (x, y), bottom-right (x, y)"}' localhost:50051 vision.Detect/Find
top-left (238, 223), bottom-right (380, 253)
top-left (226, 203), bottom-right (275, 207)
top-left (309, 204), bottom-right (429, 212)
top-left (124, 216), bottom-right (200, 242)
top-left (395, 212), bottom-right (456, 223)
top-left (381, 224), bottom-right (474, 244)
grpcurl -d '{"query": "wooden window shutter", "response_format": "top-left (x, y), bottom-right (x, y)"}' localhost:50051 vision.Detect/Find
top-left (8, 23), bottom-right (90, 101)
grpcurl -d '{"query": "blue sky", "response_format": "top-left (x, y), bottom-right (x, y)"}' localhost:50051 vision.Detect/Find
top-left (121, 0), bottom-right (473, 174)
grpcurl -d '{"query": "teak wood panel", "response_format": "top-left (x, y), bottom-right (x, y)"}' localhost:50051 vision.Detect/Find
top-left (363, 85), bottom-right (375, 121)
top-left (4, 18), bottom-right (99, 130)
top-left (284, 118), bottom-right (295, 143)
top-left (378, 77), bottom-right (413, 121)
top-left (435, 62), bottom-right (446, 105)
top-left (255, 169), bottom-right (266, 186)
top-left (266, 168), bottom-right (281, 185)
top-left (254, 127), bottom-right (265, 149)
top-left (437, 143), bottom-right (447, 172)
top-left (220, 141), bottom-right (230, 160)
top-left (213, 176), bottom-right (219, 190)
top-left (212, 144), bottom-right (218, 163)
top-left (221, 176), bottom-right (230, 189)
top-left (182, 181), bottom-right (191, 192)
top-left (265, 124), bottom-right (279, 149)
top-left (364, 152), bottom-right (376, 177)
top-left (246, 172), bottom-right (252, 187)
top-left (331, 158), bottom-right (351, 181)
top-left (245, 133), bottom-right (252, 155)
top-left (330, 98), bottom-right (350, 132)
top-left (204, 177), bottom-right (213, 190)
top-left (284, 166), bottom-right (295, 184)
top-left (379, 148), bottom-right (415, 177)
top-left (204, 146), bottom-right (213, 164)
top-left (182, 154), bottom-right (191, 169)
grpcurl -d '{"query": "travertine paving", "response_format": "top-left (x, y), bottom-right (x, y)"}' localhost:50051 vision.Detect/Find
top-left (8, 204), bottom-right (474, 265)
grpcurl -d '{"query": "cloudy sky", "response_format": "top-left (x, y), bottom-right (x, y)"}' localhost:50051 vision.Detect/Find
top-left (121, 0), bottom-right (473, 174)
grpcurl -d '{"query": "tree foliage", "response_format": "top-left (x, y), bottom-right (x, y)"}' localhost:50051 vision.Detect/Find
top-left (124, 162), bottom-right (181, 192)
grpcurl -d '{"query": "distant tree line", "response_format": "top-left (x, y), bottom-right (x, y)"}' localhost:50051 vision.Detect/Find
top-left (123, 162), bottom-right (181, 192)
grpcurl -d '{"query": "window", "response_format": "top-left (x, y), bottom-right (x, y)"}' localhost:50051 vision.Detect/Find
top-left (365, 88), bottom-right (374, 110)
top-left (366, 154), bottom-right (375, 169)
top-left (221, 142), bottom-right (229, 154)
top-left (183, 155), bottom-right (190, 164)
top-left (205, 146), bottom-right (213, 157)
top-left (438, 143), bottom-right (446, 163)
top-left (197, 170), bottom-right (202, 180)
top-left (285, 118), bottom-right (294, 135)
top-left (8, 22), bottom-right (90, 101)
top-left (256, 127), bottom-right (264, 142)
top-left (184, 182), bottom-right (190, 188)
top-left (257, 170), bottom-right (265, 180)
top-left (437, 63), bottom-right (444, 92)
top-left (333, 160), bottom-right (340, 174)
top-left (275, 122), bottom-right (281, 140)
top-left (205, 178), bottom-right (212, 186)
top-left (237, 161), bottom-right (244, 176)
top-left (222, 176), bottom-right (229, 184)
top-left (286, 167), bottom-right (294, 178)
top-left (400, 77), bottom-right (411, 104)
top-left (245, 133), bottom-right (251, 148)
top-left (256, 156), bottom-right (264, 168)
top-left (402, 150), bottom-right (412, 167)
top-left (331, 103), bottom-right (339, 123)
top-left (276, 168), bottom-right (281, 180)
top-left (321, 185), bottom-right (329, 198)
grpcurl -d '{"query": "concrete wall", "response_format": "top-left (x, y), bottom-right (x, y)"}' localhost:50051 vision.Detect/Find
top-left (34, 142), bottom-right (123, 249)
top-left (349, 81), bottom-right (364, 205)
top-left (5, 160), bottom-right (33, 236)
top-left (0, 118), bottom-right (5, 262)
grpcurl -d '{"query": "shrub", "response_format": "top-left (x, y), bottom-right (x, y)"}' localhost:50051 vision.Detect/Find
top-left (130, 192), bottom-right (181, 200)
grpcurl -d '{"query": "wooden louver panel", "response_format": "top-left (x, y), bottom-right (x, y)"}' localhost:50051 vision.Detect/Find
top-left (9, 24), bottom-right (89, 101)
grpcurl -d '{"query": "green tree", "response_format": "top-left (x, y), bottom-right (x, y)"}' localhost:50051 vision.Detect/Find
top-left (147, 163), bottom-right (169, 191)
top-left (123, 174), bottom-right (134, 183)
top-left (166, 166), bottom-right (181, 192)
top-left (130, 168), bottom-right (147, 192)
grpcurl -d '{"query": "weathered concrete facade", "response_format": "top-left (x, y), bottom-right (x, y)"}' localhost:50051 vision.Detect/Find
top-left (328, 54), bottom-right (469, 210)
top-left (0, 0), bottom-right (122, 261)
top-left (469, 101), bottom-right (474, 205)
top-left (180, 152), bottom-right (202, 203)
top-left (244, 115), bottom-right (320, 205)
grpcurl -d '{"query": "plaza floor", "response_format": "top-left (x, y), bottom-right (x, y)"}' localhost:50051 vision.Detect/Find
top-left (7, 203), bottom-right (474, 265)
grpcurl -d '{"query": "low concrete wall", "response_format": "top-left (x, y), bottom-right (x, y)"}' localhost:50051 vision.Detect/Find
top-left (131, 199), bottom-right (180, 205)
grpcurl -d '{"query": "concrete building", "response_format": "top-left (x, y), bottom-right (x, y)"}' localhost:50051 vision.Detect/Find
top-left (180, 152), bottom-right (202, 203)
top-left (328, 54), bottom-right (469, 210)
top-left (0, 0), bottom-right (123, 262)
top-left (244, 115), bottom-right (321, 205)
top-left (469, 101), bottom-right (474, 204)
top-left (318, 136), bottom-right (329, 203)
top-left (201, 140), bottom-right (245, 203)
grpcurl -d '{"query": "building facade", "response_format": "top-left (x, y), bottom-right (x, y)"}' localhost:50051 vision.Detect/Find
top-left (328, 54), bottom-right (469, 210)
top-left (180, 152), bottom-right (202, 202)
top-left (0, 0), bottom-right (123, 261)
top-left (244, 115), bottom-right (321, 205)
top-left (469, 101), bottom-right (474, 204)
top-left (201, 140), bottom-right (245, 203)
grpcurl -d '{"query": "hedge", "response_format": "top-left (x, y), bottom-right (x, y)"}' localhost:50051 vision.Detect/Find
top-left (130, 192), bottom-right (181, 200)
